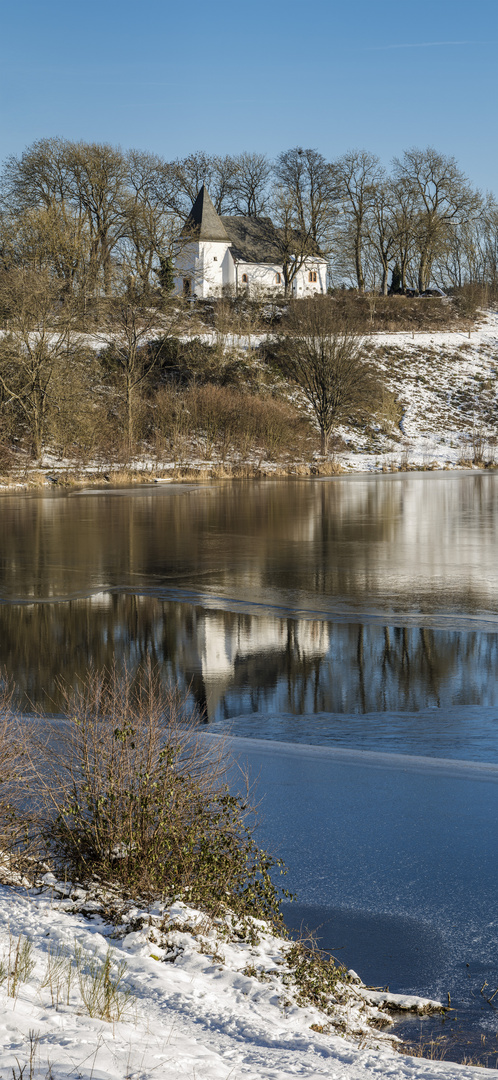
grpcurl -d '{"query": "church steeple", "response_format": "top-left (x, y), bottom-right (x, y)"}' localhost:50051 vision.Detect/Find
top-left (181, 186), bottom-right (230, 243)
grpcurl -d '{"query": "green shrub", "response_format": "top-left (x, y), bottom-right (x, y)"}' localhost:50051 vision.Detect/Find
top-left (283, 934), bottom-right (349, 1013)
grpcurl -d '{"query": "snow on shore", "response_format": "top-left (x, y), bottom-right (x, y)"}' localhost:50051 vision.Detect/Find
top-left (0, 879), bottom-right (492, 1079)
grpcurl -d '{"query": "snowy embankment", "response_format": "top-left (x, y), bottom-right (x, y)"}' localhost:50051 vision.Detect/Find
top-left (173, 309), bottom-right (498, 474)
top-left (338, 310), bottom-right (498, 472)
top-left (0, 876), bottom-right (491, 1080)
top-left (3, 309), bottom-right (498, 487)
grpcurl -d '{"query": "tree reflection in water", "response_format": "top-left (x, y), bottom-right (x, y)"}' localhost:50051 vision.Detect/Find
top-left (1, 596), bottom-right (497, 720)
top-left (1, 475), bottom-right (498, 724)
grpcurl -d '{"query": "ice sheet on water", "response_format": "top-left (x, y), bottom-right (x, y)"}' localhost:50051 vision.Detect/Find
top-left (209, 705), bottom-right (498, 765)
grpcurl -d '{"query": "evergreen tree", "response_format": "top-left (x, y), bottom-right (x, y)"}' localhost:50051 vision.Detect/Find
top-left (157, 255), bottom-right (175, 295)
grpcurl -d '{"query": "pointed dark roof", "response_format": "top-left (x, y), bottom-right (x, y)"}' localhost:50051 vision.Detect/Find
top-left (181, 186), bottom-right (230, 242)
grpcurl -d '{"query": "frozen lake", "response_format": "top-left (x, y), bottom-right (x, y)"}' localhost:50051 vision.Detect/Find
top-left (2, 472), bottom-right (498, 1061)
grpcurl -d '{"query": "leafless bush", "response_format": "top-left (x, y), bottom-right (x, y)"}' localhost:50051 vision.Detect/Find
top-left (271, 300), bottom-right (384, 454)
top-left (29, 665), bottom-right (285, 921)
top-left (471, 424), bottom-right (487, 465)
top-left (317, 293), bottom-right (461, 332)
top-left (0, 677), bottom-right (35, 876)
top-left (153, 384), bottom-right (316, 463)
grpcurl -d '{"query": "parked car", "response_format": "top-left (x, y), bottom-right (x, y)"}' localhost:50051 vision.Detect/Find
top-left (419, 287), bottom-right (447, 298)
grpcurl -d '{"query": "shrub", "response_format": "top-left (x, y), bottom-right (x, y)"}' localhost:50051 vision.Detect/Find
top-left (300, 292), bottom-right (460, 333)
top-left (153, 384), bottom-right (316, 462)
top-left (0, 678), bottom-right (35, 875)
top-left (150, 336), bottom-right (222, 385)
top-left (32, 665), bottom-right (286, 923)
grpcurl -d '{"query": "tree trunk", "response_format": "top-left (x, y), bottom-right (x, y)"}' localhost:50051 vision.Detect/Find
top-left (126, 376), bottom-right (133, 457)
top-left (355, 235), bottom-right (364, 293)
top-left (418, 250), bottom-right (431, 293)
top-left (380, 263), bottom-right (389, 295)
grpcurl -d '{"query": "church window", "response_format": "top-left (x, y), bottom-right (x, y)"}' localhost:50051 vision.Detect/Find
top-left (275, 273), bottom-right (281, 284)
top-left (213, 256), bottom-right (218, 261)
top-left (308, 271), bottom-right (317, 283)
top-left (241, 273), bottom-right (248, 284)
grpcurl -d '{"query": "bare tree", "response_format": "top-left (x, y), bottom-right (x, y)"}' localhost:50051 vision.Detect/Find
top-left (67, 141), bottom-right (129, 296)
top-left (1, 139), bottom-right (130, 298)
top-left (0, 269), bottom-right (83, 459)
top-left (365, 181), bottom-right (399, 295)
top-left (122, 150), bottom-right (179, 296)
top-left (0, 203), bottom-right (90, 295)
top-left (333, 150), bottom-right (385, 292)
top-left (392, 147), bottom-right (481, 293)
top-left (0, 136), bottom-right (73, 215)
top-left (101, 293), bottom-right (180, 454)
top-left (388, 177), bottom-right (420, 291)
top-left (267, 187), bottom-right (318, 297)
top-left (274, 146), bottom-right (337, 248)
top-left (171, 152), bottom-right (239, 216)
top-left (481, 196), bottom-right (498, 289)
top-left (273, 300), bottom-right (382, 453)
top-left (229, 152), bottom-right (272, 216)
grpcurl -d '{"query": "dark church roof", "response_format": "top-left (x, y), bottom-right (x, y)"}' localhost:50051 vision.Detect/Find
top-left (220, 216), bottom-right (285, 264)
top-left (181, 186), bottom-right (230, 242)
top-left (181, 188), bottom-right (325, 264)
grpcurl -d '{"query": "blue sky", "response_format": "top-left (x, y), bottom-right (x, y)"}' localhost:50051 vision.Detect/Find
top-left (1, 0), bottom-right (497, 192)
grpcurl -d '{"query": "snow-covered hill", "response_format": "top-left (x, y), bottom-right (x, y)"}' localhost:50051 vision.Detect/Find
top-left (338, 310), bottom-right (498, 472)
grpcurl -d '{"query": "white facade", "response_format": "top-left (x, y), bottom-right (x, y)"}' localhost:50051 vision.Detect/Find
top-left (173, 188), bottom-right (328, 299)
top-left (174, 239), bottom-right (235, 299)
top-left (174, 242), bottom-right (327, 299)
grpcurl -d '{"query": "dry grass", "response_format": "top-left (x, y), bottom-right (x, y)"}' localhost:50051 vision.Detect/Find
top-left (402, 1031), bottom-right (498, 1069)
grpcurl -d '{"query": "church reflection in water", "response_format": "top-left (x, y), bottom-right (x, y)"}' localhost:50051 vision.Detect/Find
top-left (1, 593), bottom-right (497, 720)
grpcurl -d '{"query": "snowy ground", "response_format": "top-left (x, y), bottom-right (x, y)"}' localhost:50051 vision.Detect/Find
top-left (335, 309), bottom-right (498, 472)
top-left (0, 878), bottom-right (494, 1079)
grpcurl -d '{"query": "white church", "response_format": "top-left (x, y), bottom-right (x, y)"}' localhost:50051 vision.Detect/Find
top-left (173, 186), bottom-right (328, 300)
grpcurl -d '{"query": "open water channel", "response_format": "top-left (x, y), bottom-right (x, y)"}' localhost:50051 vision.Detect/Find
top-left (1, 472), bottom-right (498, 1063)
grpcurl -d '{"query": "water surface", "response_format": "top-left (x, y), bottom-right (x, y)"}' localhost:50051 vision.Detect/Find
top-left (2, 473), bottom-right (498, 1061)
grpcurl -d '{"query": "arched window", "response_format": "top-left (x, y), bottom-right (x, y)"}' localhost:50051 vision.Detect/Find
top-left (241, 273), bottom-right (248, 284)
top-left (275, 273), bottom-right (281, 284)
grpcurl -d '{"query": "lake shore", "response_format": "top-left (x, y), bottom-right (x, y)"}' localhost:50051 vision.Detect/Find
top-left (2, 876), bottom-right (488, 1080)
top-left (1, 454), bottom-right (497, 493)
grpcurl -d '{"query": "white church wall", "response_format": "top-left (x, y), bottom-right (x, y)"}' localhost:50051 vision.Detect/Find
top-left (173, 240), bottom-right (233, 298)
top-left (174, 242), bottom-right (328, 299)
top-left (237, 260), bottom-right (327, 298)
top-left (293, 260), bottom-right (328, 297)
top-left (236, 262), bottom-right (285, 296)
top-left (198, 240), bottom-right (232, 297)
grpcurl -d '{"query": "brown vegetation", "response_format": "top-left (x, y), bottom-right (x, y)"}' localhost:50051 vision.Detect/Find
top-left (0, 666), bottom-right (287, 922)
top-left (268, 300), bottom-right (385, 454)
